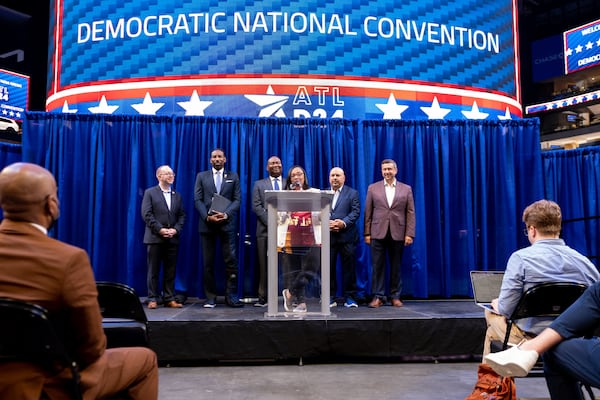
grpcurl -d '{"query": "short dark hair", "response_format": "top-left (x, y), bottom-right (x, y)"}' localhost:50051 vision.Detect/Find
top-left (381, 159), bottom-right (397, 168)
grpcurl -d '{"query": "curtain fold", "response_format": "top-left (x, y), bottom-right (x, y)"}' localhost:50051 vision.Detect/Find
top-left (15, 112), bottom-right (544, 298)
top-left (542, 146), bottom-right (600, 264)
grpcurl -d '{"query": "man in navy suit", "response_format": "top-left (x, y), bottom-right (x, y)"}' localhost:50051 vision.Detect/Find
top-left (364, 159), bottom-right (415, 308)
top-left (142, 165), bottom-right (186, 309)
top-left (251, 155), bottom-right (283, 307)
top-left (194, 148), bottom-right (243, 308)
top-left (328, 167), bottom-right (361, 308)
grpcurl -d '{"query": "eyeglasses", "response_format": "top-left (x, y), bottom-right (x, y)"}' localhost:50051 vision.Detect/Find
top-left (291, 171), bottom-right (304, 177)
top-left (160, 173), bottom-right (175, 177)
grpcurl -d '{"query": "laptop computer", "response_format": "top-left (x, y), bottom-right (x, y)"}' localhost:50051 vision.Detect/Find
top-left (470, 271), bottom-right (505, 313)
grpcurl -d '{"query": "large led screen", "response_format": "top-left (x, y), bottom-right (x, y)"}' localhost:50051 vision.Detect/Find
top-left (564, 18), bottom-right (600, 75)
top-left (46, 0), bottom-right (521, 120)
top-left (0, 68), bottom-right (29, 120)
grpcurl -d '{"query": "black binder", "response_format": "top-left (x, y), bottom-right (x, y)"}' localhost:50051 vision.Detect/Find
top-left (209, 193), bottom-right (232, 214)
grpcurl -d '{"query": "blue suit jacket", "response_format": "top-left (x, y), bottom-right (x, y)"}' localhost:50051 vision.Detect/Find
top-left (330, 185), bottom-right (361, 244)
top-left (141, 185), bottom-right (185, 244)
top-left (194, 169), bottom-right (241, 233)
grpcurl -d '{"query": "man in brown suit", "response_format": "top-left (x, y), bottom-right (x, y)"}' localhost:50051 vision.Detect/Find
top-left (364, 159), bottom-right (415, 308)
top-left (0, 162), bottom-right (158, 399)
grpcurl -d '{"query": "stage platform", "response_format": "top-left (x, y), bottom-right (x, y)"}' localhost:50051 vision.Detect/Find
top-left (144, 297), bottom-right (486, 366)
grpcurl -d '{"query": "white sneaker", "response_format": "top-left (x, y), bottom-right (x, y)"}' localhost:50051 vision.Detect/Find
top-left (293, 303), bottom-right (307, 313)
top-left (484, 345), bottom-right (539, 377)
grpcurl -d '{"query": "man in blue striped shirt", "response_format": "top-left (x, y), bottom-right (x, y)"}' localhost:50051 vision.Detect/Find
top-left (483, 199), bottom-right (600, 356)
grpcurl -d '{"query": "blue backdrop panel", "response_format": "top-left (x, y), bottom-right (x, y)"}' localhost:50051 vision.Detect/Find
top-left (19, 113), bottom-right (543, 299)
top-left (543, 146), bottom-right (600, 264)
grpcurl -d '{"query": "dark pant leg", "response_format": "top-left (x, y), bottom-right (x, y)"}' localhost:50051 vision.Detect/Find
top-left (388, 238), bottom-right (405, 300)
top-left (161, 243), bottom-right (179, 302)
top-left (340, 241), bottom-right (357, 299)
top-left (256, 236), bottom-right (267, 300)
top-left (543, 338), bottom-right (600, 400)
top-left (146, 245), bottom-right (161, 301)
top-left (201, 234), bottom-right (217, 301)
top-left (370, 238), bottom-right (386, 299)
top-left (281, 252), bottom-right (298, 291)
top-left (330, 242), bottom-right (341, 296)
top-left (221, 229), bottom-right (239, 297)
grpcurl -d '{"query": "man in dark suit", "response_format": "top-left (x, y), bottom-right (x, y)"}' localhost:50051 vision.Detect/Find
top-left (328, 167), bottom-right (361, 308)
top-left (194, 148), bottom-right (243, 308)
top-left (251, 155), bottom-right (283, 307)
top-left (141, 165), bottom-right (186, 309)
top-left (364, 159), bottom-right (415, 308)
top-left (0, 162), bottom-right (158, 399)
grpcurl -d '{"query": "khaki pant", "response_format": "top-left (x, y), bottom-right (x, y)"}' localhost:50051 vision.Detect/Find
top-left (483, 309), bottom-right (534, 358)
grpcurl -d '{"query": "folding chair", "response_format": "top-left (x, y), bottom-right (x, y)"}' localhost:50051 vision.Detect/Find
top-left (502, 281), bottom-right (588, 351)
top-left (97, 281), bottom-right (149, 348)
top-left (0, 297), bottom-right (83, 400)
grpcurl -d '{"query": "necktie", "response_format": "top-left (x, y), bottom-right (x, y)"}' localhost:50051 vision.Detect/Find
top-left (273, 178), bottom-right (280, 190)
top-left (215, 171), bottom-right (222, 193)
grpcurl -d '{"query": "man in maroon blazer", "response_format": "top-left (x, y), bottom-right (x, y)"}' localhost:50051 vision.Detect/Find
top-left (364, 159), bottom-right (415, 308)
top-left (0, 162), bottom-right (158, 399)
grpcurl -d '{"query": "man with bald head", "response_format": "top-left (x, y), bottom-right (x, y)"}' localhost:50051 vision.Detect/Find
top-left (328, 167), bottom-right (361, 308)
top-left (0, 162), bottom-right (158, 399)
top-left (142, 164), bottom-right (186, 309)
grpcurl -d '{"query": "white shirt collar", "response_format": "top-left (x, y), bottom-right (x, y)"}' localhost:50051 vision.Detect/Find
top-left (29, 223), bottom-right (47, 235)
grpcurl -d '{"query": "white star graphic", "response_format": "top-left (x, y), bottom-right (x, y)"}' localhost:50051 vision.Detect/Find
top-left (245, 86), bottom-right (288, 117)
top-left (88, 96), bottom-right (119, 114)
top-left (177, 90), bottom-right (212, 116)
top-left (586, 41), bottom-right (594, 50)
top-left (461, 101), bottom-right (489, 120)
top-left (131, 93), bottom-right (165, 115)
top-left (565, 48), bottom-right (573, 56)
top-left (376, 93), bottom-right (409, 119)
top-left (575, 44), bottom-right (583, 53)
top-left (420, 96), bottom-right (451, 119)
top-left (597, 38), bottom-right (600, 47)
top-left (61, 100), bottom-right (77, 114)
top-left (497, 107), bottom-right (512, 120)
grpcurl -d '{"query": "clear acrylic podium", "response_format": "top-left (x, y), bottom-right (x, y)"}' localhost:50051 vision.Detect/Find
top-left (265, 190), bottom-right (334, 317)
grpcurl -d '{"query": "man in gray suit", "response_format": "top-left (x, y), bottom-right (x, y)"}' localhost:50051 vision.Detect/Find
top-left (194, 148), bottom-right (243, 308)
top-left (251, 156), bottom-right (283, 307)
top-left (142, 165), bottom-right (186, 309)
top-left (364, 159), bottom-right (415, 308)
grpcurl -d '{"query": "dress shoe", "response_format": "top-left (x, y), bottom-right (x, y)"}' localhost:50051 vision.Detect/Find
top-left (226, 296), bottom-right (244, 308)
top-left (392, 299), bottom-right (404, 307)
top-left (147, 301), bottom-right (158, 309)
top-left (484, 345), bottom-right (539, 377)
top-left (165, 300), bottom-right (182, 308)
top-left (368, 297), bottom-right (383, 308)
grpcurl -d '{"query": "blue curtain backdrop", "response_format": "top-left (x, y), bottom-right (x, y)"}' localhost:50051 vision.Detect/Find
top-left (14, 113), bottom-right (545, 299)
top-left (542, 146), bottom-right (600, 264)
